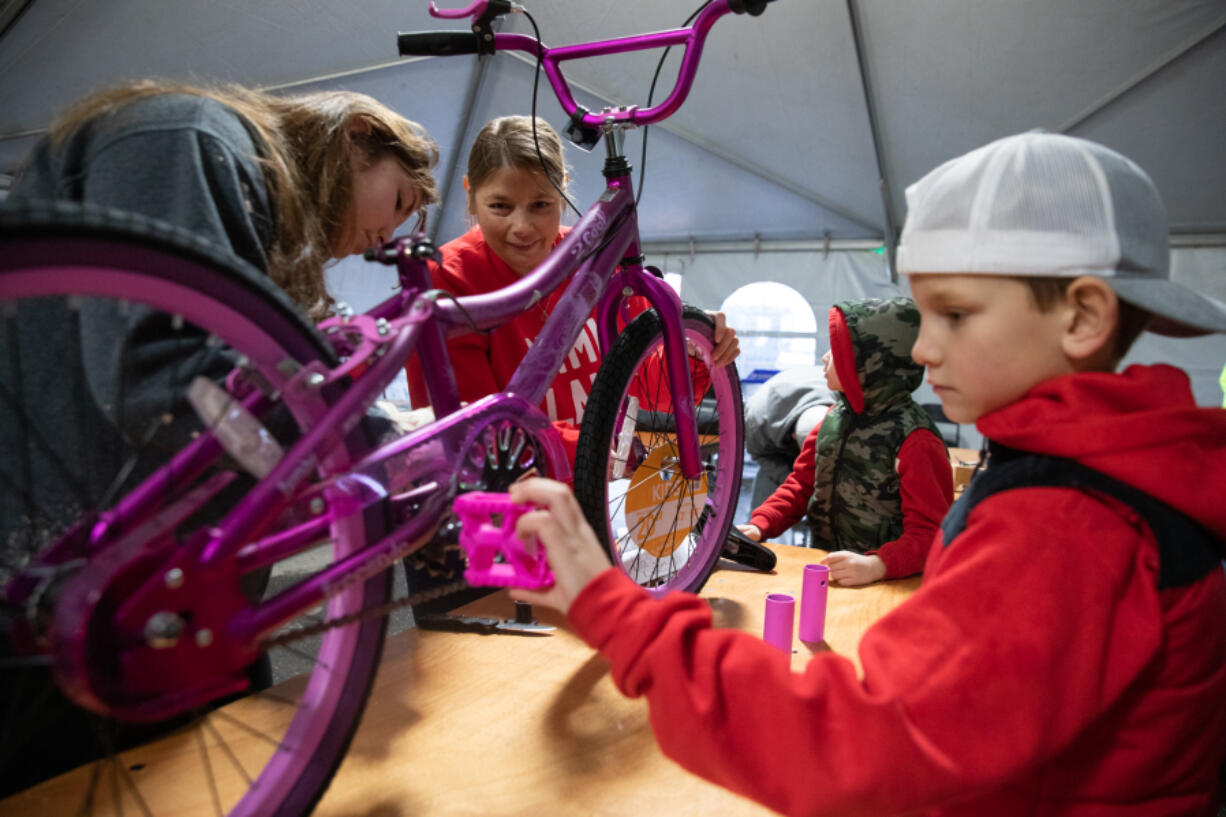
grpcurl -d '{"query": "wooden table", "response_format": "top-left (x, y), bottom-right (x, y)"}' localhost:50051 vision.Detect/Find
top-left (4, 546), bottom-right (919, 817)
top-left (949, 447), bottom-right (982, 496)
top-left (313, 545), bottom-right (918, 817)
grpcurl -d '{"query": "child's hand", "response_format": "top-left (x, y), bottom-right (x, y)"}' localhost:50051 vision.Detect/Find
top-left (736, 523), bottom-right (763, 542)
top-left (707, 311), bottom-right (740, 367)
top-left (507, 478), bottom-right (612, 616)
top-left (821, 551), bottom-right (886, 586)
top-left (374, 400), bottom-right (435, 432)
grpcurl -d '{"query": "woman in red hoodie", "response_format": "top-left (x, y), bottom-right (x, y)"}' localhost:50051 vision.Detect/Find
top-left (406, 115), bottom-right (739, 461)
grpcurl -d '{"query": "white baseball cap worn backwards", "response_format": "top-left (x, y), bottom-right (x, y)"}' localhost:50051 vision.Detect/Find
top-left (897, 131), bottom-right (1226, 337)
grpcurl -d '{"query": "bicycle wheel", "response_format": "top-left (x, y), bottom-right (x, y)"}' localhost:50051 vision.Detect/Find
top-left (0, 204), bottom-right (389, 817)
top-left (575, 306), bottom-right (743, 595)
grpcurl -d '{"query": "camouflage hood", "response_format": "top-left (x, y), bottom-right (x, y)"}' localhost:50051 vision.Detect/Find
top-left (807, 297), bottom-right (940, 552)
top-left (835, 297), bottom-right (925, 416)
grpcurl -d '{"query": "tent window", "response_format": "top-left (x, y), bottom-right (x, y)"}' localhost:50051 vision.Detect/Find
top-left (720, 282), bottom-right (818, 400)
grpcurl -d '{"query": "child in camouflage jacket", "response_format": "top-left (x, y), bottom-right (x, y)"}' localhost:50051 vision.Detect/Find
top-left (737, 297), bottom-right (953, 585)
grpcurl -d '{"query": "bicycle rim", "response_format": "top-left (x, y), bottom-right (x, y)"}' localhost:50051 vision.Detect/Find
top-left (0, 217), bottom-right (388, 817)
top-left (575, 306), bottom-right (743, 596)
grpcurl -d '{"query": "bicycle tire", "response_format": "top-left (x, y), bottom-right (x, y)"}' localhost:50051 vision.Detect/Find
top-left (0, 203), bottom-right (389, 817)
top-left (575, 305), bottom-right (743, 595)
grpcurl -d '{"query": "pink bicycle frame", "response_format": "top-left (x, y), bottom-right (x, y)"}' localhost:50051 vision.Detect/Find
top-left (52, 0), bottom-right (750, 702)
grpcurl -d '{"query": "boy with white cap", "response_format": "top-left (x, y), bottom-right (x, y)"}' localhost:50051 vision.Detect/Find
top-left (509, 131), bottom-right (1226, 815)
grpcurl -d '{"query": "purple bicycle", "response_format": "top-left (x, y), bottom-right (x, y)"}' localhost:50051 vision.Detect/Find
top-left (0, 0), bottom-right (772, 813)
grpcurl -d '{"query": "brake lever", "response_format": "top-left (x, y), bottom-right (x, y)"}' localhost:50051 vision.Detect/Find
top-left (428, 0), bottom-right (515, 20)
top-left (427, 0), bottom-right (516, 55)
top-left (427, 0), bottom-right (487, 19)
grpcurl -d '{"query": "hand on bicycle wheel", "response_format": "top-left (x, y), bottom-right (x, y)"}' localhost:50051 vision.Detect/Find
top-left (508, 478), bottom-right (613, 616)
top-left (707, 310), bottom-right (740, 367)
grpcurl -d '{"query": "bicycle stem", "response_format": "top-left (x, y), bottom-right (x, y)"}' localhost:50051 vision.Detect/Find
top-left (602, 264), bottom-right (704, 481)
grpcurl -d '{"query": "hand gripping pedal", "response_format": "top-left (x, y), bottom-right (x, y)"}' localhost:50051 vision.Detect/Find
top-left (454, 492), bottom-right (554, 589)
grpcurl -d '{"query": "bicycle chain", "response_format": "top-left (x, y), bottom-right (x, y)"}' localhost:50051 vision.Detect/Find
top-left (260, 577), bottom-right (472, 650)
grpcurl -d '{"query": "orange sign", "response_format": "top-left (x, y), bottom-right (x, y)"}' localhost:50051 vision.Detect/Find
top-left (623, 442), bottom-right (708, 559)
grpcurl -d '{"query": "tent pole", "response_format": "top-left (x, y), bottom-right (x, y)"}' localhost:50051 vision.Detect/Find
top-left (1057, 15), bottom-right (1226, 135)
top-left (845, 0), bottom-right (899, 282)
top-left (429, 53), bottom-right (491, 245)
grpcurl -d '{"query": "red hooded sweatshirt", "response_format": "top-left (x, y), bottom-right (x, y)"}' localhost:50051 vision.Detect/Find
top-left (569, 364), bottom-right (1226, 816)
top-left (406, 225), bottom-right (648, 462)
top-left (749, 304), bottom-right (951, 578)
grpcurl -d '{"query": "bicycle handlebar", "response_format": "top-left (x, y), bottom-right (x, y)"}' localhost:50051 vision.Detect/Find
top-left (399, 0), bottom-right (778, 130)
top-left (397, 30), bottom-right (481, 56)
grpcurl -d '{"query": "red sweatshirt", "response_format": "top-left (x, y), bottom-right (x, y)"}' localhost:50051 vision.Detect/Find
top-left (570, 364), bottom-right (1226, 816)
top-left (749, 418), bottom-right (952, 579)
top-left (407, 226), bottom-right (591, 459)
top-left (406, 225), bottom-right (646, 461)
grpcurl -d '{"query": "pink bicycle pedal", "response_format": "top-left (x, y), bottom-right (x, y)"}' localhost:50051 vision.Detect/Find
top-left (453, 492), bottom-right (554, 590)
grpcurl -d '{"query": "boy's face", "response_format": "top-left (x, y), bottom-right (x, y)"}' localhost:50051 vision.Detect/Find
top-left (909, 274), bottom-right (1076, 424)
top-left (821, 349), bottom-right (842, 392)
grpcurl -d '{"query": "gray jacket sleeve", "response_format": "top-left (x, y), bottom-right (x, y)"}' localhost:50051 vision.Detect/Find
top-left (743, 366), bottom-right (834, 460)
top-left (3, 95), bottom-right (280, 476)
top-left (9, 94), bottom-right (275, 272)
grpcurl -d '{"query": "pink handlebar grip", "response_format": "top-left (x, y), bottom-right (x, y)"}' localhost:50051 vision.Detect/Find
top-left (453, 492), bottom-right (554, 590)
top-left (799, 563), bottom-right (829, 642)
top-left (762, 593), bottom-right (795, 653)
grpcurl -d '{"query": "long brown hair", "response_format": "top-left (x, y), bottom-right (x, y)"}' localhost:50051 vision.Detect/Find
top-left (50, 80), bottom-right (439, 319)
top-left (465, 115), bottom-right (568, 200)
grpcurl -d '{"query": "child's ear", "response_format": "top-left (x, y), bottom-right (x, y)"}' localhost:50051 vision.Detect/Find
top-left (1061, 276), bottom-right (1119, 366)
top-left (463, 175), bottom-right (475, 214)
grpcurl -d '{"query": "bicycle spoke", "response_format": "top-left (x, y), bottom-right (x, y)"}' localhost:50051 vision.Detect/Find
top-left (0, 376), bottom-right (93, 515)
top-left (200, 715), bottom-right (254, 786)
top-left (0, 468), bottom-right (65, 570)
top-left (206, 708), bottom-right (287, 750)
top-left (271, 640), bottom-right (333, 672)
top-left (87, 715), bottom-right (155, 817)
top-left (3, 307), bottom-right (36, 529)
top-left (69, 299), bottom-right (91, 506)
top-left (77, 758), bottom-right (103, 817)
top-left (577, 307), bottom-right (741, 595)
top-left (193, 723), bottom-right (224, 817)
top-left (96, 327), bottom-right (234, 512)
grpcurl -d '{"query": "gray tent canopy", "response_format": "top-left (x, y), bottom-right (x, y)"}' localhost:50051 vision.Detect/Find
top-left (2, 0), bottom-right (1224, 416)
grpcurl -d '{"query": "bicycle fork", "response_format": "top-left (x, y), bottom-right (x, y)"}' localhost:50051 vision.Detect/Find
top-left (599, 262), bottom-right (704, 480)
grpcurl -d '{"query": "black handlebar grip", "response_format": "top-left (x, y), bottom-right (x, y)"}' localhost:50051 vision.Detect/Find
top-left (397, 31), bottom-right (481, 57)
